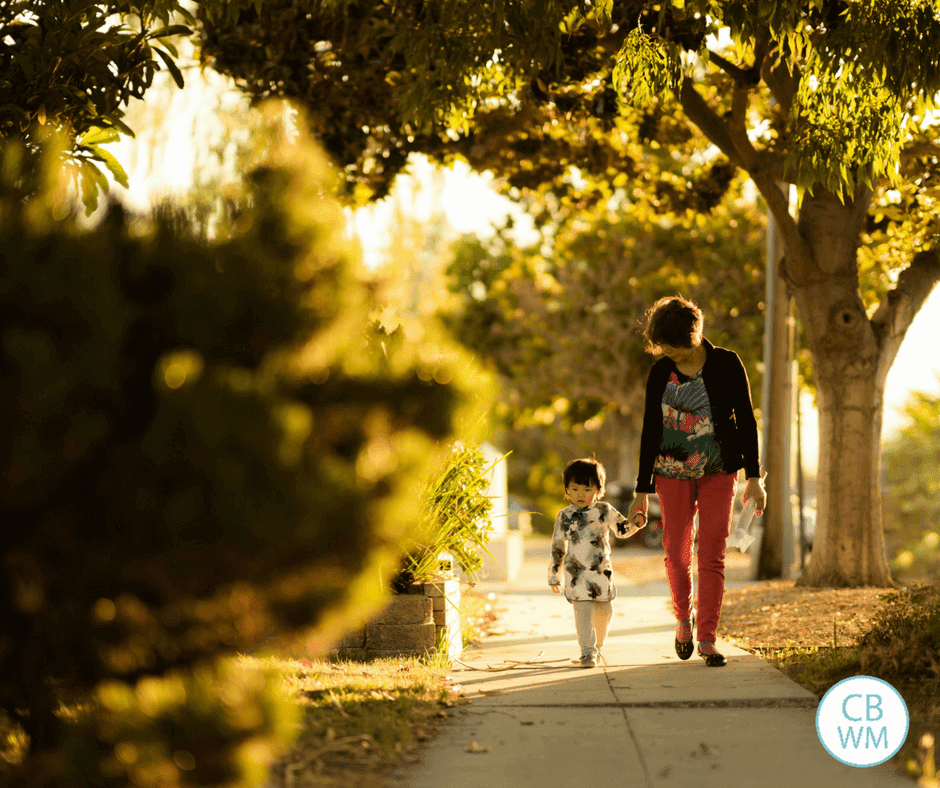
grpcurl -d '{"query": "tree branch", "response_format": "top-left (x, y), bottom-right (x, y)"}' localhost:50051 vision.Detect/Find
top-left (679, 77), bottom-right (742, 166)
top-left (872, 249), bottom-right (940, 373)
top-left (761, 59), bottom-right (800, 116)
top-left (707, 50), bottom-right (753, 83)
top-left (728, 84), bottom-right (758, 170)
top-left (748, 168), bottom-right (811, 281)
top-left (900, 141), bottom-right (940, 163)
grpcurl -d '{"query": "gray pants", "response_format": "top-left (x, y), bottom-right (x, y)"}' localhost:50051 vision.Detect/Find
top-left (572, 600), bottom-right (613, 658)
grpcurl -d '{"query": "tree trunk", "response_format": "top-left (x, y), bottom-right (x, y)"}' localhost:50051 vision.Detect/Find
top-left (612, 409), bottom-right (641, 487)
top-left (799, 353), bottom-right (893, 586)
top-left (786, 191), bottom-right (894, 587)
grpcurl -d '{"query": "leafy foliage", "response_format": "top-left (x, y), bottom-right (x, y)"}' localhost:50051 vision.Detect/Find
top-left (0, 0), bottom-right (195, 211)
top-left (443, 176), bottom-right (766, 487)
top-left (882, 384), bottom-right (940, 582)
top-left (399, 444), bottom-right (497, 586)
top-left (0, 122), bottom-right (477, 785)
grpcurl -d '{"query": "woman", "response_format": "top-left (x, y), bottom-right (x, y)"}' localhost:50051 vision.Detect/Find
top-left (627, 296), bottom-right (766, 667)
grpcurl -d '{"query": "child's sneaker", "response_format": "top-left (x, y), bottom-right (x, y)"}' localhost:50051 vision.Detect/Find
top-left (580, 653), bottom-right (597, 668)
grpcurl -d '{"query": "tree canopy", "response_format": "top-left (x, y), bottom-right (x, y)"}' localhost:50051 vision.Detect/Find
top-left (0, 0), bottom-right (198, 209)
top-left (197, 0), bottom-right (940, 586)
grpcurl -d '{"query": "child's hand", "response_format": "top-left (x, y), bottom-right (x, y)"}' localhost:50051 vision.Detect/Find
top-left (617, 523), bottom-right (637, 538)
top-left (550, 584), bottom-right (562, 594)
top-left (627, 494), bottom-right (649, 529)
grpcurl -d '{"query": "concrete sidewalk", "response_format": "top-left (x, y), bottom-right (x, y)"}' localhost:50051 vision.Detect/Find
top-left (390, 540), bottom-right (912, 788)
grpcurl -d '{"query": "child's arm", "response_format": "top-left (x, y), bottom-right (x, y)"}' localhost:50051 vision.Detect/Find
top-left (608, 501), bottom-right (643, 538)
top-left (548, 510), bottom-right (567, 591)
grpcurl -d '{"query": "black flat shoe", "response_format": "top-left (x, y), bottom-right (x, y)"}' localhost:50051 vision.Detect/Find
top-left (674, 613), bottom-right (695, 660)
top-left (697, 644), bottom-right (727, 667)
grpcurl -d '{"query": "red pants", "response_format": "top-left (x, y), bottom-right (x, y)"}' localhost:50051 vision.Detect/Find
top-left (656, 472), bottom-right (737, 643)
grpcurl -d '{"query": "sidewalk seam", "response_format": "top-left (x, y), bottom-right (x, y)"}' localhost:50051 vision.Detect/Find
top-left (468, 699), bottom-right (818, 709)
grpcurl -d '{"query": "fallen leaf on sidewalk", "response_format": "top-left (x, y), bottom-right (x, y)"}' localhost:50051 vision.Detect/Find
top-left (466, 741), bottom-right (491, 754)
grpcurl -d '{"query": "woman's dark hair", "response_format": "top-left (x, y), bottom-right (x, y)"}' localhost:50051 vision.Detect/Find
top-left (643, 295), bottom-right (704, 354)
top-left (563, 458), bottom-right (606, 497)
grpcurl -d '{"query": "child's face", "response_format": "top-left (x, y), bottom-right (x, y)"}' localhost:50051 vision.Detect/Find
top-left (566, 481), bottom-right (600, 508)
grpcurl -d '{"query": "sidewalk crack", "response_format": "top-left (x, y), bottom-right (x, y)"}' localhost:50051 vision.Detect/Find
top-left (605, 665), bottom-right (655, 788)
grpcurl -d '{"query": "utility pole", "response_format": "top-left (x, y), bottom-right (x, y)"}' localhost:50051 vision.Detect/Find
top-left (756, 185), bottom-right (796, 580)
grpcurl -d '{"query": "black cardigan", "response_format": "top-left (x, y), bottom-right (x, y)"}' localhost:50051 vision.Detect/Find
top-left (635, 338), bottom-right (761, 493)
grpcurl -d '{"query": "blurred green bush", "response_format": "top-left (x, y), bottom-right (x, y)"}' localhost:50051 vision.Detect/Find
top-left (0, 121), bottom-right (484, 786)
top-left (882, 384), bottom-right (940, 583)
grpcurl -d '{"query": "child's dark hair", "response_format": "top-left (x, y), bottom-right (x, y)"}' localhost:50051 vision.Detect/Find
top-left (643, 295), bottom-right (704, 354)
top-left (563, 458), bottom-right (606, 497)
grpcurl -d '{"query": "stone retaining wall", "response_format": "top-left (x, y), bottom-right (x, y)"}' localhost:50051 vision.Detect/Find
top-left (339, 573), bottom-right (462, 660)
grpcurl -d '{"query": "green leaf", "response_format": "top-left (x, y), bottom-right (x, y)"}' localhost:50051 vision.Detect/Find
top-left (79, 160), bottom-right (107, 214)
top-left (148, 24), bottom-right (192, 39)
top-left (153, 47), bottom-right (185, 89)
top-left (80, 126), bottom-right (120, 146)
top-left (87, 145), bottom-right (129, 188)
top-left (101, 115), bottom-right (136, 138)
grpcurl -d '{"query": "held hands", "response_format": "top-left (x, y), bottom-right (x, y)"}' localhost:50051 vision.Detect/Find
top-left (627, 493), bottom-right (649, 531)
top-left (743, 476), bottom-right (767, 516)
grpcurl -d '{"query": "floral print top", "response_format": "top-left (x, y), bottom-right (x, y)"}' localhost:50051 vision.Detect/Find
top-left (548, 502), bottom-right (634, 601)
top-left (654, 369), bottom-right (725, 480)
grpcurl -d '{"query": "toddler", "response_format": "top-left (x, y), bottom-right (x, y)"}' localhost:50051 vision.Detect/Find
top-left (548, 458), bottom-right (643, 668)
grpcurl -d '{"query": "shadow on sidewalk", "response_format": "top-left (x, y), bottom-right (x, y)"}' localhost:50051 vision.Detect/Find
top-left (463, 622), bottom-right (676, 651)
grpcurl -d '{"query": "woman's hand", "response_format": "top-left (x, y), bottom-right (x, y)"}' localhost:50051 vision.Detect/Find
top-left (743, 476), bottom-right (766, 516)
top-left (627, 493), bottom-right (649, 528)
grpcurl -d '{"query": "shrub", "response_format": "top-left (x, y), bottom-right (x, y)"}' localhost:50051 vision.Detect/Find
top-left (0, 123), bottom-right (481, 786)
top-left (396, 444), bottom-right (498, 587)
top-left (858, 583), bottom-right (940, 681)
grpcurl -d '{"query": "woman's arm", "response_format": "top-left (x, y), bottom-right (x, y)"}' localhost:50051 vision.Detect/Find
top-left (635, 364), bottom-right (665, 494)
top-left (731, 351), bottom-right (765, 513)
top-left (732, 352), bottom-right (761, 479)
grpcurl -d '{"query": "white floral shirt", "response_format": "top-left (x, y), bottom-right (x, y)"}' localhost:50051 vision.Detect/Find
top-left (548, 501), bottom-right (634, 601)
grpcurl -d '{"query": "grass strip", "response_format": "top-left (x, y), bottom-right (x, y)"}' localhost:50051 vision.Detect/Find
top-left (246, 652), bottom-right (458, 788)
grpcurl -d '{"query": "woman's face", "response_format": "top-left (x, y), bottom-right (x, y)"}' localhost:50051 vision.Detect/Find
top-left (660, 338), bottom-right (700, 366)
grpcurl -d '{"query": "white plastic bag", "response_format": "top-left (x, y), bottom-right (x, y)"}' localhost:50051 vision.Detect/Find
top-left (726, 498), bottom-right (759, 552)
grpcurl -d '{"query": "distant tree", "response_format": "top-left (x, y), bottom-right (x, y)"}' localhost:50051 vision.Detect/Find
top-left (0, 118), bottom-right (479, 785)
top-left (444, 177), bottom-right (766, 485)
top-left (882, 384), bottom-right (940, 583)
top-left (199, 0), bottom-right (940, 586)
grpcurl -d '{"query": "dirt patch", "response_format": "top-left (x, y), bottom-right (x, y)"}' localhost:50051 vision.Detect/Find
top-left (613, 548), bottom-right (895, 650)
top-left (717, 580), bottom-right (896, 649)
